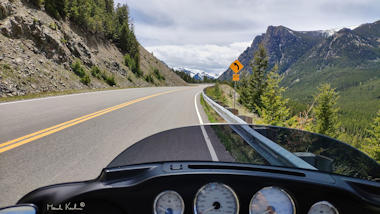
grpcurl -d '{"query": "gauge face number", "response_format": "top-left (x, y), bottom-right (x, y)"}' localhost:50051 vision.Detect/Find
top-left (250, 186), bottom-right (295, 214)
top-left (154, 191), bottom-right (184, 214)
top-left (308, 201), bottom-right (339, 214)
top-left (194, 182), bottom-right (239, 214)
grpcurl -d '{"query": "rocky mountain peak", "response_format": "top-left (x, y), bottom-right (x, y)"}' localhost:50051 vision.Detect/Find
top-left (218, 20), bottom-right (380, 81)
top-left (219, 25), bottom-right (325, 80)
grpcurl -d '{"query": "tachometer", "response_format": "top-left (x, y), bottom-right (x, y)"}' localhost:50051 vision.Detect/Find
top-left (308, 201), bottom-right (338, 214)
top-left (194, 182), bottom-right (239, 214)
top-left (250, 186), bottom-right (295, 214)
top-left (154, 190), bottom-right (184, 214)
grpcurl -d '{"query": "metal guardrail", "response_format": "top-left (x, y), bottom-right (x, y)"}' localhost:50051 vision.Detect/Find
top-left (201, 89), bottom-right (317, 170)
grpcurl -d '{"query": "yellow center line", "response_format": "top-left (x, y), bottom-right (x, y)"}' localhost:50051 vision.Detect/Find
top-left (0, 89), bottom-right (181, 154)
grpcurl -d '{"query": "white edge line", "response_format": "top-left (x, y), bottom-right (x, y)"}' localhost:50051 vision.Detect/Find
top-left (194, 92), bottom-right (204, 125)
top-left (0, 86), bottom-right (185, 106)
top-left (194, 91), bottom-right (218, 161)
top-left (0, 89), bottom-right (116, 106)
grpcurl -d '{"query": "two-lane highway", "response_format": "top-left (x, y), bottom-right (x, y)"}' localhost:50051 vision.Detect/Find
top-left (0, 85), bottom-right (218, 206)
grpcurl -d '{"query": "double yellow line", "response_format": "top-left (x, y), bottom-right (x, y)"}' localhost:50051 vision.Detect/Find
top-left (0, 89), bottom-right (179, 154)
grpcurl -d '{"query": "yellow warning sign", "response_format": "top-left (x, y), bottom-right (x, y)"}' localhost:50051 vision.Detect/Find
top-left (230, 60), bottom-right (244, 73)
top-left (233, 74), bottom-right (239, 81)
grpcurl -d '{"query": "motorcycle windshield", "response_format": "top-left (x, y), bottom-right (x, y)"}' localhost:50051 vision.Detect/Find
top-left (107, 124), bottom-right (380, 182)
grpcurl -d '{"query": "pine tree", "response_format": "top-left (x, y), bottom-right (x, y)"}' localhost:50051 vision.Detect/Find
top-left (312, 83), bottom-right (340, 137)
top-left (238, 78), bottom-right (251, 106)
top-left (249, 44), bottom-right (268, 112)
top-left (239, 44), bottom-right (269, 112)
top-left (30, 0), bottom-right (42, 8)
top-left (255, 65), bottom-right (290, 126)
top-left (363, 110), bottom-right (380, 161)
top-left (45, 0), bottom-right (68, 20)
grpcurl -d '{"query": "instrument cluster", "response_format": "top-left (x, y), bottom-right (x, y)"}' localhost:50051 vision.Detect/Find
top-left (154, 182), bottom-right (339, 214)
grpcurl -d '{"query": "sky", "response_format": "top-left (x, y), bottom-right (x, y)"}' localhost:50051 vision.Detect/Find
top-left (115, 0), bottom-right (380, 77)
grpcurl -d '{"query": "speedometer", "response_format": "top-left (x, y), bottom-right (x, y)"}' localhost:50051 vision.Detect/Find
top-left (308, 201), bottom-right (339, 214)
top-left (154, 191), bottom-right (184, 214)
top-left (194, 182), bottom-right (239, 214)
top-left (250, 186), bottom-right (295, 214)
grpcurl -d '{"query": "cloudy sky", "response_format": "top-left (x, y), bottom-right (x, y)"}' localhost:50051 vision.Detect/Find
top-left (115, 0), bottom-right (380, 77)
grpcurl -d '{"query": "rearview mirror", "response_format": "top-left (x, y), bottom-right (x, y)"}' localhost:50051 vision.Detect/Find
top-left (0, 204), bottom-right (37, 214)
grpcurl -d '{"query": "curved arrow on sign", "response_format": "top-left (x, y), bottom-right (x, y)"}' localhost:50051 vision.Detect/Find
top-left (233, 62), bottom-right (240, 71)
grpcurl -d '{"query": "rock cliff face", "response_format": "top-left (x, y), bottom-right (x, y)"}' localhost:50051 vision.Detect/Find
top-left (0, 0), bottom-right (185, 97)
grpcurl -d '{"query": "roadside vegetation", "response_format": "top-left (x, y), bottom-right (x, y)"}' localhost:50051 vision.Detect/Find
top-left (90, 66), bottom-right (116, 86)
top-left (204, 83), bottom-right (227, 105)
top-left (215, 45), bottom-right (379, 162)
top-left (71, 60), bottom-right (91, 85)
top-left (200, 94), bottom-right (224, 123)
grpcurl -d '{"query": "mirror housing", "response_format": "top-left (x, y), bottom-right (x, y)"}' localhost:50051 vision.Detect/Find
top-left (0, 204), bottom-right (37, 214)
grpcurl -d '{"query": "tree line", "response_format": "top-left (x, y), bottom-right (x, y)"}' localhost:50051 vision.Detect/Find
top-left (237, 45), bottom-right (380, 161)
top-left (173, 70), bottom-right (216, 83)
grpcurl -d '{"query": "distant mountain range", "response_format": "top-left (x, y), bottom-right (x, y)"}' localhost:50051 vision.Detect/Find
top-left (177, 68), bottom-right (217, 80)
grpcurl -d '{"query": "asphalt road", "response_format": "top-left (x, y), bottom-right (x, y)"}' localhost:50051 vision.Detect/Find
top-left (0, 85), bottom-right (230, 206)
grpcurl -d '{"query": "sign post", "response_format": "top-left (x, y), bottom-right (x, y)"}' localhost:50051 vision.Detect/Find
top-left (229, 60), bottom-right (243, 110)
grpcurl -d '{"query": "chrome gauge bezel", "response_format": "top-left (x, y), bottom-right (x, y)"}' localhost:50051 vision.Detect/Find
top-left (153, 190), bottom-right (185, 214)
top-left (249, 186), bottom-right (296, 214)
top-left (308, 201), bottom-right (339, 214)
top-left (193, 182), bottom-right (240, 214)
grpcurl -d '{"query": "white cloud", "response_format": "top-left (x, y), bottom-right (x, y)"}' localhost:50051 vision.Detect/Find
top-left (115, 0), bottom-right (380, 74)
top-left (145, 42), bottom-right (251, 76)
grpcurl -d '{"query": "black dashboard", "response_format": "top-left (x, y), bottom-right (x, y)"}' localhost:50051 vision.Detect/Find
top-left (18, 162), bottom-right (380, 214)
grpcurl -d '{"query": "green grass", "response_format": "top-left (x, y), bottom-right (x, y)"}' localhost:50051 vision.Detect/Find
top-left (200, 94), bottom-right (224, 123)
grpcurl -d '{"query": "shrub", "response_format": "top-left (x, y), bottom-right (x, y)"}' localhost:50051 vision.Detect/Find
top-left (153, 68), bottom-right (165, 81)
top-left (124, 54), bottom-right (143, 77)
top-left (105, 75), bottom-right (116, 86)
top-left (49, 22), bottom-right (57, 30)
top-left (124, 54), bottom-right (135, 69)
top-left (92, 66), bottom-right (116, 86)
top-left (71, 60), bottom-right (86, 78)
top-left (80, 74), bottom-right (91, 85)
top-left (61, 37), bottom-right (68, 44)
top-left (145, 74), bottom-right (154, 84)
top-left (90, 66), bottom-right (101, 79)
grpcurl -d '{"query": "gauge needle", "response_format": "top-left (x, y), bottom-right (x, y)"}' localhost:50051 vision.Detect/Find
top-left (201, 206), bottom-right (215, 214)
top-left (260, 210), bottom-right (271, 214)
top-left (158, 206), bottom-right (167, 212)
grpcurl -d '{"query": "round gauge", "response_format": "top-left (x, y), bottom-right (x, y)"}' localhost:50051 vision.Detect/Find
top-left (154, 190), bottom-right (184, 214)
top-left (308, 201), bottom-right (339, 214)
top-left (250, 186), bottom-right (295, 214)
top-left (194, 182), bottom-right (239, 214)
